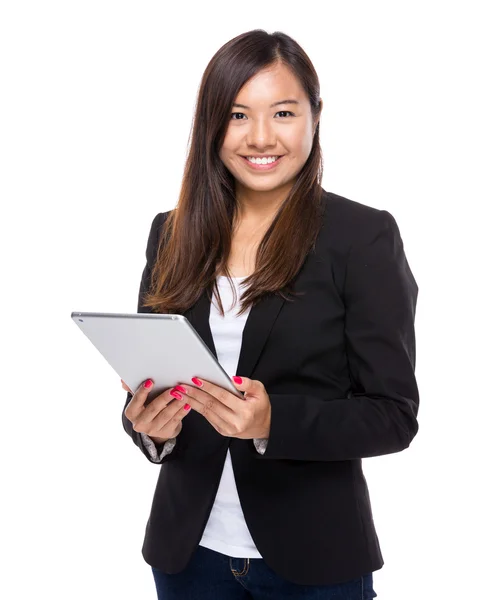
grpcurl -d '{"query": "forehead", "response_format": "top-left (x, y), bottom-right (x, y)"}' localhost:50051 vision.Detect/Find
top-left (235, 63), bottom-right (306, 106)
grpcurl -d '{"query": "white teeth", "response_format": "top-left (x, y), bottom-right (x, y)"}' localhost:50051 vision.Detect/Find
top-left (246, 156), bottom-right (279, 165)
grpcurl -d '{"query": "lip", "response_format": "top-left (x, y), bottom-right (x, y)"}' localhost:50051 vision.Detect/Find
top-left (240, 155), bottom-right (284, 171)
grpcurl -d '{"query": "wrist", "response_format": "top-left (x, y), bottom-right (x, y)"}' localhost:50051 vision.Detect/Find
top-left (150, 435), bottom-right (169, 445)
top-left (261, 406), bottom-right (271, 438)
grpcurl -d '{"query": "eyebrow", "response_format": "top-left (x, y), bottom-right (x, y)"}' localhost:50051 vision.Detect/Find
top-left (232, 99), bottom-right (300, 109)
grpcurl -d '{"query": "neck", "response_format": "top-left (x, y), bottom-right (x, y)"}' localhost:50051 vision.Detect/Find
top-left (234, 180), bottom-right (294, 224)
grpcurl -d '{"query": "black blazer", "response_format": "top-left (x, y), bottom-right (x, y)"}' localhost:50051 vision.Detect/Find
top-left (122, 188), bottom-right (419, 586)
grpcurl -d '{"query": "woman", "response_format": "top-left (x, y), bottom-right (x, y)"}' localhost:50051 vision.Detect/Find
top-left (122, 29), bottom-right (419, 599)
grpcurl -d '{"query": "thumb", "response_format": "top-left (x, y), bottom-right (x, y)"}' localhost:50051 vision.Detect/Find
top-left (232, 376), bottom-right (259, 395)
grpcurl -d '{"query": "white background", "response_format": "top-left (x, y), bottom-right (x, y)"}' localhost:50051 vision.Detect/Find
top-left (1, 1), bottom-right (487, 598)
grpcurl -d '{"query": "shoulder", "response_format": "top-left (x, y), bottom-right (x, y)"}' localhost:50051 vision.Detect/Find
top-left (152, 209), bottom-right (174, 229)
top-left (147, 209), bottom-right (175, 239)
top-left (144, 209), bottom-right (175, 261)
top-left (320, 189), bottom-right (399, 247)
top-left (321, 188), bottom-right (392, 227)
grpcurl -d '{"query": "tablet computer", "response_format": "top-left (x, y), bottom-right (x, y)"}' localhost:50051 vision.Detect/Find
top-left (71, 311), bottom-right (244, 401)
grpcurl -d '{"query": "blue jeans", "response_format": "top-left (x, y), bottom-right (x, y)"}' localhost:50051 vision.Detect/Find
top-left (151, 544), bottom-right (378, 599)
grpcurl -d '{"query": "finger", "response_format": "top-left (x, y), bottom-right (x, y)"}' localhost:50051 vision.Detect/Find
top-left (183, 385), bottom-right (235, 422)
top-left (133, 396), bottom-right (188, 434)
top-left (183, 394), bottom-right (235, 436)
top-left (124, 379), bottom-right (159, 421)
top-left (189, 378), bottom-right (242, 411)
top-left (132, 387), bottom-right (182, 429)
top-left (121, 380), bottom-right (131, 392)
top-left (153, 399), bottom-right (192, 433)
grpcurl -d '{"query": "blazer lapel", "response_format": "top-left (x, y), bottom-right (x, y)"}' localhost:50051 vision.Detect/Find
top-left (184, 284), bottom-right (286, 379)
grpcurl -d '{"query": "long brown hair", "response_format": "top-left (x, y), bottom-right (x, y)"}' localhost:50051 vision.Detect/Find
top-left (143, 29), bottom-right (325, 317)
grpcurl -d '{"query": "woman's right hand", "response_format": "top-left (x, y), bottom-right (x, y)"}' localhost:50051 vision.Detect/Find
top-left (122, 378), bottom-right (191, 444)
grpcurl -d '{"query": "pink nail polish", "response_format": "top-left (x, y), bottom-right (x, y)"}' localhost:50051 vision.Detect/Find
top-left (232, 376), bottom-right (242, 384)
top-left (170, 390), bottom-right (182, 399)
top-left (174, 385), bottom-right (187, 394)
top-left (184, 403), bottom-right (191, 411)
top-left (192, 377), bottom-right (203, 387)
top-left (144, 379), bottom-right (153, 388)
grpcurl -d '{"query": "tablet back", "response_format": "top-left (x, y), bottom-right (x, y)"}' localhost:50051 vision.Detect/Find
top-left (71, 312), bottom-right (244, 401)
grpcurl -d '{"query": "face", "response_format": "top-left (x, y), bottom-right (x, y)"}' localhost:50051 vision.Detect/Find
top-left (219, 61), bottom-right (321, 200)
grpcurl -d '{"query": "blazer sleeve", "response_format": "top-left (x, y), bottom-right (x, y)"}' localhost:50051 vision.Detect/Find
top-left (254, 209), bottom-right (420, 462)
top-left (121, 211), bottom-right (180, 464)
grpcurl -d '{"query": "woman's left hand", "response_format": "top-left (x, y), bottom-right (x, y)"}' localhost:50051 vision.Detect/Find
top-left (177, 376), bottom-right (271, 440)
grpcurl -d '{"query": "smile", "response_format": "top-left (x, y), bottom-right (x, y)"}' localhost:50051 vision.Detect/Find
top-left (240, 155), bottom-right (284, 171)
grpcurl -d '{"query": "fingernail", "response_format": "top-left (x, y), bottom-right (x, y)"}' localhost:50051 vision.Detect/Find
top-left (232, 376), bottom-right (242, 384)
top-left (170, 390), bottom-right (182, 399)
top-left (174, 385), bottom-right (187, 394)
top-left (192, 377), bottom-right (203, 387)
top-left (184, 403), bottom-right (191, 411)
top-left (144, 379), bottom-right (153, 388)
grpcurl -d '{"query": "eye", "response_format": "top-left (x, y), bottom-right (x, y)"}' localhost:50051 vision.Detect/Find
top-left (230, 110), bottom-right (295, 120)
top-left (275, 110), bottom-right (295, 118)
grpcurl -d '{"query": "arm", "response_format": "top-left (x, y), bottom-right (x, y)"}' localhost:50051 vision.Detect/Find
top-left (121, 211), bottom-right (179, 464)
top-left (254, 210), bottom-right (419, 462)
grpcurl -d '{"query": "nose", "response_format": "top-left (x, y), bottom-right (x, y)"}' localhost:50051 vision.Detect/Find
top-left (246, 117), bottom-right (276, 150)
